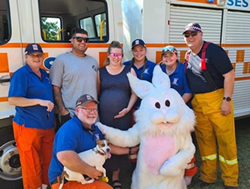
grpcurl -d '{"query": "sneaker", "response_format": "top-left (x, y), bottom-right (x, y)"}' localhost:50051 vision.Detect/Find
top-left (199, 180), bottom-right (213, 187)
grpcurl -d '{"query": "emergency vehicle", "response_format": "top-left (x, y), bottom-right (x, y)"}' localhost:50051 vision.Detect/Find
top-left (0, 0), bottom-right (249, 187)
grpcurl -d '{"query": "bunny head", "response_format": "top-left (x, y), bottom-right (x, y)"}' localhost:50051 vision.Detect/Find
top-left (127, 65), bottom-right (195, 136)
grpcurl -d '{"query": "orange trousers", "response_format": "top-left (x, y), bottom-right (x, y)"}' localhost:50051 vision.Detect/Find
top-left (50, 178), bottom-right (112, 189)
top-left (13, 121), bottom-right (55, 189)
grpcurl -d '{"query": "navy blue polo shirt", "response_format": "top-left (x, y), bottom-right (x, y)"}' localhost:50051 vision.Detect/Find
top-left (48, 116), bottom-right (104, 183)
top-left (160, 62), bottom-right (191, 96)
top-left (124, 60), bottom-right (156, 109)
top-left (160, 62), bottom-right (192, 108)
top-left (8, 64), bottom-right (54, 129)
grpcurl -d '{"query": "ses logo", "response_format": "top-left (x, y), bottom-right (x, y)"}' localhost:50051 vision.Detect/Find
top-left (43, 57), bottom-right (55, 70)
top-left (227, 0), bottom-right (249, 8)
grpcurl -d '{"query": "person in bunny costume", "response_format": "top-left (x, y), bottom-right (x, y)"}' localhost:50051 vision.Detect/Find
top-left (96, 65), bottom-right (196, 189)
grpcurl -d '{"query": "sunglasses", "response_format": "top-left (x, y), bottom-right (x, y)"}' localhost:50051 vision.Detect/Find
top-left (73, 37), bottom-right (89, 43)
top-left (110, 53), bottom-right (123, 59)
top-left (183, 31), bottom-right (198, 38)
top-left (162, 46), bottom-right (177, 53)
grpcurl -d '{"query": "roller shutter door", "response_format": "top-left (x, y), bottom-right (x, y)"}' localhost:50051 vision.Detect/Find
top-left (226, 10), bottom-right (250, 117)
top-left (169, 5), bottom-right (223, 44)
top-left (225, 11), bottom-right (250, 44)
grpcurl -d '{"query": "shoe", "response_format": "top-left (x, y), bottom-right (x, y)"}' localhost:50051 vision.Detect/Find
top-left (112, 180), bottom-right (123, 189)
top-left (184, 176), bottom-right (193, 186)
top-left (199, 180), bottom-right (213, 187)
top-left (224, 186), bottom-right (238, 189)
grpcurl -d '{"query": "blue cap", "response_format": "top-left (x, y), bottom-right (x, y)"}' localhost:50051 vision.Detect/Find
top-left (182, 23), bottom-right (202, 34)
top-left (25, 43), bottom-right (43, 55)
top-left (131, 39), bottom-right (146, 49)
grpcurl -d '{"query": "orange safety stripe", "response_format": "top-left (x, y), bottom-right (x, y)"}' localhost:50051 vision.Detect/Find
top-left (0, 97), bottom-right (8, 102)
top-left (0, 53), bottom-right (9, 73)
top-left (0, 43), bottom-right (112, 48)
top-left (179, 0), bottom-right (217, 5)
top-left (1, 42), bottom-right (250, 48)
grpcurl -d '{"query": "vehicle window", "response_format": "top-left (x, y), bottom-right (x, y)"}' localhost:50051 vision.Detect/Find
top-left (0, 0), bottom-right (10, 44)
top-left (39, 0), bottom-right (108, 42)
top-left (41, 17), bottom-right (61, 41)
top-left (95, 13), bottom-right (107, 41)
top-left (80, 17), bottom-right (95, 38)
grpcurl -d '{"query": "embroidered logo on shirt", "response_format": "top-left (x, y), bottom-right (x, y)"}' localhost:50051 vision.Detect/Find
top-left (172, 78), bottom-right (179, 85)
top-left (144, 68), bottom-right (149, 74)
top-left (92, 65), bottom-right (98, 72)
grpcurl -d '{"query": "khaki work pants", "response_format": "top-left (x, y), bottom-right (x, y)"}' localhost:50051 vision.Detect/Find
top-left (192, 89), bottom-right (238, 187)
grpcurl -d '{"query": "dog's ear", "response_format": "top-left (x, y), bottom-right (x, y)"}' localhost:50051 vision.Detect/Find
top-left (96, 139), bottom-right (101, 144)
top-left (105, 139), bottom-right (109, 144)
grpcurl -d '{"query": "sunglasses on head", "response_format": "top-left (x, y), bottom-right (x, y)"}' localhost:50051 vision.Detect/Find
top-left (110, 53), bottom-right (123, 59)
top-left (73, 36), bottom-right (89, 43)
top-left (183, 31), bottom-right (198, 38)
top-left (162, 46), bottom-right (176, 53)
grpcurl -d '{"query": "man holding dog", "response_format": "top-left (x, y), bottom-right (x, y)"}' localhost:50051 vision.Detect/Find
top-left (48, 94), bottom-right (138, 188)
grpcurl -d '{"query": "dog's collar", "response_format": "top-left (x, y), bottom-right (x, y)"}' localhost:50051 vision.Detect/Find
top-left (93, 148), bottom-right (106, 156)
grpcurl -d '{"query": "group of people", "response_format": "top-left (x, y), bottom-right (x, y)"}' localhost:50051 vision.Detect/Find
top-left (8, 23), bottom-right (238, 189)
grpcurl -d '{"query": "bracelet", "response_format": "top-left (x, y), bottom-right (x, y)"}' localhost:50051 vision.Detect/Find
top-left (129, 147), bottom-right (132, 155)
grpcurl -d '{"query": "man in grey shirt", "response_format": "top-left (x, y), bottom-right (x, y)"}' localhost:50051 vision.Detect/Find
top-left (50, 28), bottom-right (98, 126)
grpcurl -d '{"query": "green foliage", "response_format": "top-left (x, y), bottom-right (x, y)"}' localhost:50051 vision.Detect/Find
top-left (41, 17), bottom-right (59, 40)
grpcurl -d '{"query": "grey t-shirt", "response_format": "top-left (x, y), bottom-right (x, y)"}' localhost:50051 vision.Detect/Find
top-left (50, 52), bottom-right (98, 116)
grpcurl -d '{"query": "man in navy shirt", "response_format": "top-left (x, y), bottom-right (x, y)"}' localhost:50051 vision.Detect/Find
top-left (183, 22), bottom-right (238, 189)
top-left (49, 94), bottom-right (137, 189)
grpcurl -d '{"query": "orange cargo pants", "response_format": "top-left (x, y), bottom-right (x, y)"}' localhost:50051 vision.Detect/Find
top-left (13, 121), bottom-right (55, 189)
top-left (192, 89), bottom-right (238, 187)
top-left (50, 178), bottom-right (112, 189)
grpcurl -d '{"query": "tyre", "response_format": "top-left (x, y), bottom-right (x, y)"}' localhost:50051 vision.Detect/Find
top-left (0, 126), bottom-right (23, 189)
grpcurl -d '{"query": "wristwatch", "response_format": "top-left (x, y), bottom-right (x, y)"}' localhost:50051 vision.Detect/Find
top-left (223, 97), bottom-right (231, 102)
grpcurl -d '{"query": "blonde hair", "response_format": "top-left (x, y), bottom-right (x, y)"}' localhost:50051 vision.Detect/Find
top-left (103, 41), bottom-right (123, 66)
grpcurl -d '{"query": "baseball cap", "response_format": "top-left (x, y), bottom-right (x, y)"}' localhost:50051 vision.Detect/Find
top-left (182, 23), bottom-right (202, 34)
top-left (76, 94), bottom-right (99, 107)
top-left (25, 43), bottom-right (43, 55)
top-left (131, 39), bottom-right (146, 49)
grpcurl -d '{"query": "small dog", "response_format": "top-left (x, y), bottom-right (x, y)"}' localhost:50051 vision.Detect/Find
top-left (59, 139), bottom-right (111, 189)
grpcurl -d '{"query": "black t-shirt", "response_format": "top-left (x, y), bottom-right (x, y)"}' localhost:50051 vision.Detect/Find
top-left (186, 41), bottom-right (233, 94)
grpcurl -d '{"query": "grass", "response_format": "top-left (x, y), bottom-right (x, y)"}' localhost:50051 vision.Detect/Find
top-left (115, 117), bottom-right (250, 189)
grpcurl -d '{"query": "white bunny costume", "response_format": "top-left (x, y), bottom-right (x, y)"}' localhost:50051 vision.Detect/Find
top-left (96, 65), bottom-right (196, 189)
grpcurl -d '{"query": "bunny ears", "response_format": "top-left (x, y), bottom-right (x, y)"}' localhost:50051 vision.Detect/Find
top-left (127, 65), bottom-right (171, 99)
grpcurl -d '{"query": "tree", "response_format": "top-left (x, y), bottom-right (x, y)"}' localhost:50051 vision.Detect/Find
top-left (41, 17), bottom-right (60, 40)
